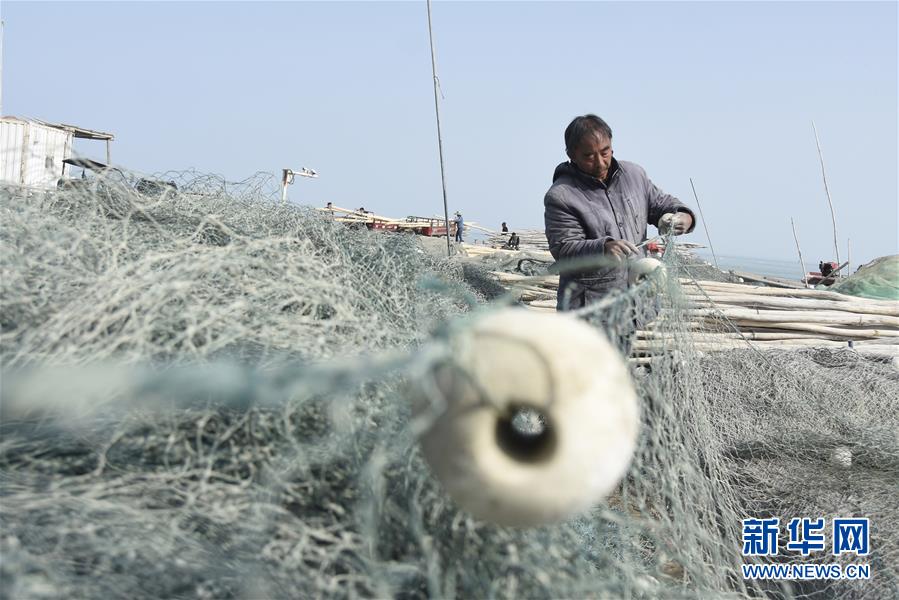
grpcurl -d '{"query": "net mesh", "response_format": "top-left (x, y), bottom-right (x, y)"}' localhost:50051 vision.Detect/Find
top-left (829, 255), bottom-right (899, 301)
top-left (1, 169), bottom-right (896, 599)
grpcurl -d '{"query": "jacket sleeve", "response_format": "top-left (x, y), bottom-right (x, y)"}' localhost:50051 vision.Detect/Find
top-left (645, 174), bottom-right (696, 233)
top-left (544, 191), bottom-right (612, 260)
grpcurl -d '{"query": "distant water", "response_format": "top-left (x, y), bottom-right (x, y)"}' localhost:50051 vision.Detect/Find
top-left (693, 251), bottom-right (807, 281)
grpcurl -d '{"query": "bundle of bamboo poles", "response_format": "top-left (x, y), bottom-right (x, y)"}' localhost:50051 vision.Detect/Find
top-left (460, 245), bottom-right (554, 263)
top-left (481, 229), bottom-right (551, 251)
top-left (478, 268), bottom-right (899, 358)
top-left (489, 271), bottom-right (558, 303)
top-left (636, 279), bottom-right (899, 358)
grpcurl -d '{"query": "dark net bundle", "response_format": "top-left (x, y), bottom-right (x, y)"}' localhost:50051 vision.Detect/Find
top-left (2, 169), bottom-right (898, 599)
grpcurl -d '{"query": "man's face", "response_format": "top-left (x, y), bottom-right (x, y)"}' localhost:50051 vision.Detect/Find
top-left (568, 133), bottom-right (613, 180)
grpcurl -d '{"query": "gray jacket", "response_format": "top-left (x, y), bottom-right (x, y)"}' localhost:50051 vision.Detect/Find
top-left (544, 159), bottom-right (695, 310)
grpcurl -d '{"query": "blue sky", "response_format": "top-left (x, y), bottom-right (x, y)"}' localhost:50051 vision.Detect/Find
top-left (3, 1), bottom-right (897, 266)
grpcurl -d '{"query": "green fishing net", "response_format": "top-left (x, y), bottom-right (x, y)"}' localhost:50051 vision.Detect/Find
top-left (830, 255), bottom-right (899, 301)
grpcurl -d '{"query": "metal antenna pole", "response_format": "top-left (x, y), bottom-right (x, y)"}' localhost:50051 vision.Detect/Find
top-left (689, 177), bottom-right (719, 271)
top-left (426, 0), bottom-right (452, 257)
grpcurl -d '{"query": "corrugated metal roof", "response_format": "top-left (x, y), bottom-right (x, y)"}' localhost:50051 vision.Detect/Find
top-left (2, 116), bottom-right (114, 141)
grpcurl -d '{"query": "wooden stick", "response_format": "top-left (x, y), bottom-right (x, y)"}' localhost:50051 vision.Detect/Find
top-left (790, 217), bottom-right (808, 285)
top-left (812, 120), bottom-right (841, 264)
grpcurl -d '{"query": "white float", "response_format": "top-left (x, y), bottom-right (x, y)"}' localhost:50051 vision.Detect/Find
top-left (628, 257), bottom-right (665, 286)
top-left (413, 309), bottom-right (640, 527)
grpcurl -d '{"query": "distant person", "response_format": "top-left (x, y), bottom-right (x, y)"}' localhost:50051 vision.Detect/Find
top-left (454, 211), bottom-right (464, 242)
top-left (544, 114), bottom-right (695, 310)
top-left (501, 222), bottom-right (509, 233)
top-left (819, 261), bottom-right (836, 278)
top-left (508, 232), bottom-right (520, 250)
top-left (326, 201), bottom-right (333, 210)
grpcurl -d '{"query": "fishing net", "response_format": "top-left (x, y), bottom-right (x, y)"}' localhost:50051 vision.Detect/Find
top-left (1, 169), bottom-right (897, 599)
top-left (829, 255), bottom-right (899, 301)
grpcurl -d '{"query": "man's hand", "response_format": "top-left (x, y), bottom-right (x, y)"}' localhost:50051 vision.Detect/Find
top-left (604, 238), bottom-right (639, 262)
top-left (659, 212), bottom-right (693, 235)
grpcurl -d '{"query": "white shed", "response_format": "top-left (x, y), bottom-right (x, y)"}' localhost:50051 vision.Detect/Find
top-left (0, 117), bottom-right (114, 190)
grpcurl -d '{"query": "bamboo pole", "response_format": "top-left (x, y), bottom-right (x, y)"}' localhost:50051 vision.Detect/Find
top-left (681, 307), bottom-right (899, 327)
top-left (812, 120), bottom-right (840, 264)
top-left (462, 245), bottom-right (554, 261)
top-left (727, 271), bottom-right (808, 289)
top-left (790, 217), bottom-right (808, 285)
top-left (523, 304), bottom-right (555, 313)
top-left (633, 338), bottom-right (856, 350)
top-left (633, 340), bottom-right (899, 357)
top-left (514, 288), bottom-right (556, 301)
top-left (464, 222), bottom-right (497, 235)
top-left (847, 238), bottom-right (851, 276)
top-left (679, 279), bottom-right (897, 306)
top-left (426, 0), bottom-right (452, 257)
top-left (527, 299), bottom-right (559, 309)
top-left (681, 293), bottom-right (899, 316)
top-left (638, 328), bottom-right (899, 342)
top-left (490, 271), bottom-right (559, 288)
top-left (710, 320), bottom-right (898, 339)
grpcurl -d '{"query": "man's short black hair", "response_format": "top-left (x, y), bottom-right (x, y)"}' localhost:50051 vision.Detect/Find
top-left (564, 114), bottom-right (613, 152)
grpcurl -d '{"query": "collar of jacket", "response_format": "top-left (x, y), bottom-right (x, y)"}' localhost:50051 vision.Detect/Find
top-left (570, 157), bottom-right (624, 190)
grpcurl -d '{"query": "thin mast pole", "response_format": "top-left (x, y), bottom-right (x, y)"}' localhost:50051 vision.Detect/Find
top-left (426, 0), bottom-right (452, 257)
top-left (790, 217), bottom-right (808, 286)
top-left (812, 121), bottom-right (840, 263)
top-left (689, 178), bottom-right (719, 270)
top-left (847, 238), bottom-right (851, 276)
top-left (1, 20), bottom-right (5, 116)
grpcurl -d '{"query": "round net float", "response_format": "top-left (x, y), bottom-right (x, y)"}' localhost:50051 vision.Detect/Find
top-left (412, 309), bottom-right (640, 527)
top-left (628, 257), bottom-right (665, 286)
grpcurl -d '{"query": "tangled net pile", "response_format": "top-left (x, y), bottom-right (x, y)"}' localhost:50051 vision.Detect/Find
top-left (1, 169), bottom-right (897, 599)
